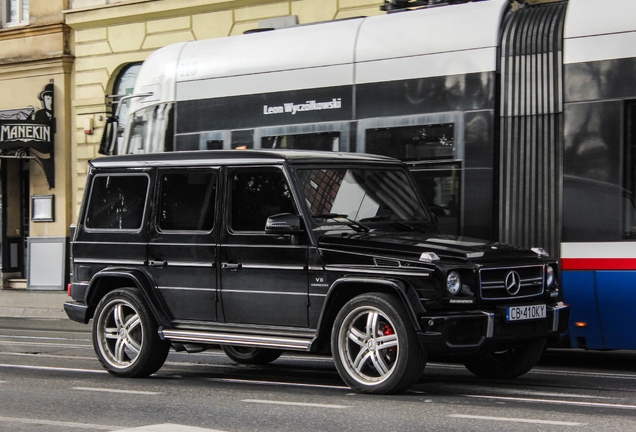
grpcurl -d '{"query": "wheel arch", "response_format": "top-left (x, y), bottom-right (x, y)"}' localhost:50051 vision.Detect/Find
top-left (312, 277), bottom-right (423, 352)
top-left (85, 268), bottom-right (171, 327)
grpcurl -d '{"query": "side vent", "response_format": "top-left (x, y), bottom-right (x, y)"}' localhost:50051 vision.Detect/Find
top-left (374, 258), bottom-right (401, 267)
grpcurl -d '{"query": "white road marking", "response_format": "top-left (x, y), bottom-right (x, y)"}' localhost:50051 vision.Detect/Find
top-left (0, 363), bottom-right (105, 374)
top-left (0, 340), bottom-right (91, 349)
top-left (242, 399), bottom-right (349, 409)
top-left (114, 424), bottom-right (227, 432)
top-left (0, 415), bottom-right (118, 430)
top-left (448, 414), bottom-right (583, 426)
top-left (466, 394), bottom-right (636, 410)
top-left (500, 390), bottom-right (612, 399)
top-left (73, 387), bottom-right (163, 395)
top-left (206, 377), bottom-right (348, 390)
top-left (0, 334), bottom-right (90, 342)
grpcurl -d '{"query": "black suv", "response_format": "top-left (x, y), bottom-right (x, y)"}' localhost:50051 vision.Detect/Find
top-left (65, 150), bottom-right (568, 394)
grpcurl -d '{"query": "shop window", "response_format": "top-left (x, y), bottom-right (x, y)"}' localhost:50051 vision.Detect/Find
top-left (3, 0), bottom-right (29, 26)
top-left (158, 171), bottom-right (217, 231)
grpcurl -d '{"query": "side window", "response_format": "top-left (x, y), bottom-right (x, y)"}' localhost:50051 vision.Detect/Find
top-left (261, 132), bottom-right (340, 151)
top-left (158, 171), bottom-right (217, 231)
top-left (85, 174), bottom-right (149, 230)
top-left (230, 168), bottom-right (295, 232)
top-left (366, 123), bottom-right (455, 161)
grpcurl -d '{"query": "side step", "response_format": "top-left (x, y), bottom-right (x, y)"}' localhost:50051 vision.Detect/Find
top-left (161, 329), bottom-right (313, 351)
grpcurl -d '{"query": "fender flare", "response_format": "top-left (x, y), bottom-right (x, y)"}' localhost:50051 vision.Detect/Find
top-left (313, 276), bottom-right (425, 347)
top-left (85, 267), bottom-right (172, 328)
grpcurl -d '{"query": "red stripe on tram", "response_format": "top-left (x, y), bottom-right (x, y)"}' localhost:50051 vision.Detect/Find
top-left (561, 258), bottom-right (636, 271)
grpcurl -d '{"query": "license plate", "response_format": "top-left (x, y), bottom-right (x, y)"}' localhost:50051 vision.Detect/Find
top-left (506, 304), bottom-right (546, 322)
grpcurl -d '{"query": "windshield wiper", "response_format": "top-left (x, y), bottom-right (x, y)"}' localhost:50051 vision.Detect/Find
top-left (312, 213), bottom-right (370, 233)
top-left (359, 215), bottom-right (415, 231)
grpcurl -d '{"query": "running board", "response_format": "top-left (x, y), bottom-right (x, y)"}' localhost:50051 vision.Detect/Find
top-left (161, 329), bottom-right (313, 351)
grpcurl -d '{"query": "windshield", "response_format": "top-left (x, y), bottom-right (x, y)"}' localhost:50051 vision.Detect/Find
top-left (295, 167), bottom-right (431, 231)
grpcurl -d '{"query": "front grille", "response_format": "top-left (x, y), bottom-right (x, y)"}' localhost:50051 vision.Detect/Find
top-left (448, 317), bottom-right (487, 345)
top-left (479, 265), bottom-right (544, 300)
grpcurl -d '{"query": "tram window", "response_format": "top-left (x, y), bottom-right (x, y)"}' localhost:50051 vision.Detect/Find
top-left (124, 103), bottom-right (174, 154)
top-left (410, 163), bottom-right (461, 235)
top-left (262, 132), bottom-right (340, 151)
top-left (366, 124), bottom-right (454, 161)
top-left (625, 101), bottom-right (636, 238)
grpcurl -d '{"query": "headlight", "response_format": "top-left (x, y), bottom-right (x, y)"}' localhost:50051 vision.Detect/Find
top-left (446, 271), bottom-right (461, 296)
top-left (546, 265), bottom-right (555, 287)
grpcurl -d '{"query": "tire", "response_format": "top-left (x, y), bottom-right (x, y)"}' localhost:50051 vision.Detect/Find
top-left (463, 338), bottom-right (546, 379)
top-left (221, 345), bottom-right (283, 365)
top-left (331, 292), bottom-right (426, 394)
top-left (92, 288), bottom-right (170, 377)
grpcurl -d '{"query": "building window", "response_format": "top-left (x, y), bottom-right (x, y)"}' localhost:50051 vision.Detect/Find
top-left (3, 0), bottom-right (29, 26)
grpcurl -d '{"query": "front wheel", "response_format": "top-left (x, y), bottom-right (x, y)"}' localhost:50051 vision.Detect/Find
top-left (221, 345), bottom-right (283, 365)
top-left (462, 338), bottom-right (546, 379)
top-left (92, 288), bottom-right (170, 377)
top-left (331, 292), bottom-right (426, 394)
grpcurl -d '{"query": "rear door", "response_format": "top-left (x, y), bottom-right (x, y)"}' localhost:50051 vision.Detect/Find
top-left (148, 168), bottom-right (219, 322)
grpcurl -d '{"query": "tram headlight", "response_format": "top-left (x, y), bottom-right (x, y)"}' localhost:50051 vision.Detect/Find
top-left (546, 265), bottom-right (556, 288)
top-left (446, 271), bottom-right (461, 296)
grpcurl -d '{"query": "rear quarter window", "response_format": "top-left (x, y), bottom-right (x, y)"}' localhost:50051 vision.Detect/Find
top-left (85, 174), bottom-right (149, 230)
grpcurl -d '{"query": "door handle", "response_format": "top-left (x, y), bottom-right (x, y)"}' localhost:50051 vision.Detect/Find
top-left (222, 263), bottom-right (242, 271)
top-left (148, 260), bottom-right (167, 267)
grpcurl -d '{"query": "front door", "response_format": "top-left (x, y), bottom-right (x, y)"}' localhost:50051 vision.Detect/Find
top-left (220, 166), bottom-right (308, 327)
top-left (148, 168), bottom-right (219, 322)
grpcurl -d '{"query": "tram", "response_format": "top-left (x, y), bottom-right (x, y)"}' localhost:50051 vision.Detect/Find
top-left (105, 0), bottom-right (636, 350)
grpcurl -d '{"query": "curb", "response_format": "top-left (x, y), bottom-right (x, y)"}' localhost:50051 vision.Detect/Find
top-left (0, 289), bottom-right (68, 319)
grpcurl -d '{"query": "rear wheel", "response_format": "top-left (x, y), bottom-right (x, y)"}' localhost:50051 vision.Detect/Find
top-left (92, 288), bottom-right (170, 377)
top-left (331, 292), bottom-right (426, 394)
top-left (221, 345), bottom-right (283, 365)
top-left (463, 338), bottom-right (546, 379)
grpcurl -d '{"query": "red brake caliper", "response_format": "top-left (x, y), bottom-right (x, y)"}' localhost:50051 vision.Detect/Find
top-left (382, 324), bottom-right (397, 354)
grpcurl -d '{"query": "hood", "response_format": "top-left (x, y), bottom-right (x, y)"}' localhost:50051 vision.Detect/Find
top-left (317, 231), bottom-right (543, 262)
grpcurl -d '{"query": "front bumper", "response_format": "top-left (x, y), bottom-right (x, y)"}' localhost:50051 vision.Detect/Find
top-left (417, 302), bottom-right (569, 355)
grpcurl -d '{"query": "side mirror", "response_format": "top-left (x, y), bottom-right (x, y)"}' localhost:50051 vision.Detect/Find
top-left (265, 213), bottom-right (303, 234)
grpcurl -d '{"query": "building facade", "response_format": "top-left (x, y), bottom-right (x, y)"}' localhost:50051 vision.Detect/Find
top-left (0, 0), bottom-right (72, 289)
top-left (65, 0), bottom-right (385, 221)
top-left (0, 0), bottom-right (384, 289)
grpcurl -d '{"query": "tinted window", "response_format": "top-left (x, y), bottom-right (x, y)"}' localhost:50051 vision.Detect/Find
top-left (158, 171), bottom-right (217, 231)
top-left (366, 124), bottom-right (455, 161)
top-left (262, 132), bottom-right (340, 151)
top-left (296, 168), bottom-right (429, 223)
top-left (85, 175), bottom-right (148, 230)
top-left (230, 169), bottom-right (295, 232)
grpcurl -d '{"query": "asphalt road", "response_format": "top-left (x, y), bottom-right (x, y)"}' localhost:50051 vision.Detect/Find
top-left (1, 317), bottom-right (636, 432)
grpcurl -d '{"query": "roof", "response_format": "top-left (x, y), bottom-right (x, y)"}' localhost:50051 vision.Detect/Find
top-left (89, 149), bottom-right (400, 168)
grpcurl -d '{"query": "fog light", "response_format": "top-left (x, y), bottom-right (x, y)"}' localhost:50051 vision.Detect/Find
top-left (446, 271), bottom-right (461, 296)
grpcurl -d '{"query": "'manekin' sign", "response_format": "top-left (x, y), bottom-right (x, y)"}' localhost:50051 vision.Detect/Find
top-left (0, 124), bottom-right (51, 143)
top-left (0, 82), bottom-right (56, 188)
top-left (0, 82), bottom-right (54, 154)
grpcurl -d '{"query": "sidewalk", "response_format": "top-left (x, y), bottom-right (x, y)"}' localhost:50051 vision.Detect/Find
top-left (0, 288), bottom-right (69, 319)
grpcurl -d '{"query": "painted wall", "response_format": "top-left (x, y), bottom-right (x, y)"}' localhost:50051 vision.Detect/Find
top-left (64, 0), bottom-right (385, 218)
